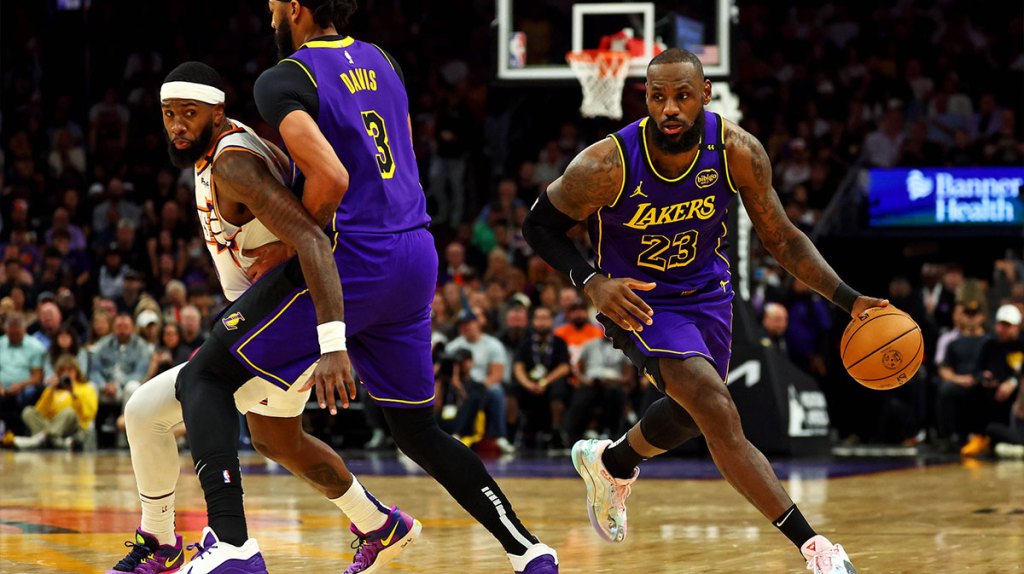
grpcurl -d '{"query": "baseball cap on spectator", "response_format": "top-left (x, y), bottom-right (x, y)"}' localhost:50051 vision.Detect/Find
top-left (995, 304), bottom-right (1022, 326)
top-left (36, 291), bottom-right (56, 306)
top-left (456, 309), bottom-right (478, 325)
top-left (509, 293), bottom-right (532, 309)
top-left (124, 269), bottom-right (144, 282)
top-left (136, 309), bottom-right (160, 328)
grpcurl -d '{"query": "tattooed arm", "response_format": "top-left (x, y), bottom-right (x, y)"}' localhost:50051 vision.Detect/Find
top-left (524, 138), bottom-right (655, 331)
top-left (213, 150), bottom-right (357, 412)
top-left (725, 121), bottom-right (886, 316)
top-left (213, 150), bottom-right (343, 325)
top-left (546, 138), bottom-right (625, 219)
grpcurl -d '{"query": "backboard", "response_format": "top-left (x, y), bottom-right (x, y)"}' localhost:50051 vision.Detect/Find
top-left (496, 0), bottom-right (733, 81)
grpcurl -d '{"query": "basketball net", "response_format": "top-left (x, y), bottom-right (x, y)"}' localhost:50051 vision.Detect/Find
top-left (566, 49), bottom-right (630, 120)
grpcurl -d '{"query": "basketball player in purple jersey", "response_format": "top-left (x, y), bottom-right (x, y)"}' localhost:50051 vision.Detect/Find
top-left (523, 48), bottom-right (887, 574)
top-left (176, 1), bottom-right (557, 573)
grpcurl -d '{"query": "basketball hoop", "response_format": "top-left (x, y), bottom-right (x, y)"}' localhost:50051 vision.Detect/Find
top-left (566, 49), bottom-right (630, 120)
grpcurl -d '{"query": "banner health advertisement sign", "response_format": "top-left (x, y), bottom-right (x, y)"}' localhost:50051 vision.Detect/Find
top-left (868, 167), bottom-right (1023, 227)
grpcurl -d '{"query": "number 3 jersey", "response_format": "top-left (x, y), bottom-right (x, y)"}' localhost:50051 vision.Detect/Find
top-left (588, 111), bottom-right (737, 297)
top-left (284, 37), bottom-right (430, 235)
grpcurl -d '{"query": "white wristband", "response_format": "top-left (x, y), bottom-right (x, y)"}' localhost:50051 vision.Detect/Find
top-left (317, 321), bottom-right (347, 354)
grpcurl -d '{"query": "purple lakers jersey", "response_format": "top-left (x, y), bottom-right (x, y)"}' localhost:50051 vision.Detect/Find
top-left (589, 111), bottom-right (737, 297)
top-left (288, 38), bottom-right (429, 234)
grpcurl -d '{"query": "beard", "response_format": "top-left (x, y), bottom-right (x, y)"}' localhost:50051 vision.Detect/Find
top-left (166, 121), bottom-right (215, 168)
top-left (650, 107), bottom-right (705, 154)
top-left (275, 18), bottom-right (296, 60)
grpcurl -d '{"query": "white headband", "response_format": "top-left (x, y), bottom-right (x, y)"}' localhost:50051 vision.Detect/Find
top-left (160, 81), bottom-right (225, 105)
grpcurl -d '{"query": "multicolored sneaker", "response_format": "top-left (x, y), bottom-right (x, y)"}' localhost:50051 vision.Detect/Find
top-left (570, 439), bottom-right (638, 543)
top-left (509, 543), bottom-right (559, 574)
top-left (179, 527), bottom-right (267, 574)
top-left (344, 506), bottom-right (421, 574)
top-left (801, 535), bottom-right (857, 574)
top-left (106, 528), bottom-right (184, 574)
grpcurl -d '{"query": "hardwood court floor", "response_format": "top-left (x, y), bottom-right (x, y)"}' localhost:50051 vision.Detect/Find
top-left (1, 451), bottom-right (1021, 573)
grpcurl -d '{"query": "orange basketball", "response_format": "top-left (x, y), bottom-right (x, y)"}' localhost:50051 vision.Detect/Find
top-left (840, 306), bottom-right (923, 390)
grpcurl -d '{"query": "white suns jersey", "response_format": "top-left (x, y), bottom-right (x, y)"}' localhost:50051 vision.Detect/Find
top-left (194, 119), bottom-right (286, 301)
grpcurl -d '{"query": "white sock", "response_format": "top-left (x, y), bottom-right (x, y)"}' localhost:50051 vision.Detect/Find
top-left (140, 493), bottom-right (176, 546)
top-left (330, 476), bottom-right (389, 534)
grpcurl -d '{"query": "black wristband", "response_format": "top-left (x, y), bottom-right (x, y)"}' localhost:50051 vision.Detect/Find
top-left (832, 282), bottom-right (861, 314)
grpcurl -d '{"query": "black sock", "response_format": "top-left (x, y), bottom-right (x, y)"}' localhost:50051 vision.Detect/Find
top-left (773, 504), bottom-right (816, 550)
top-left (383, 407), bottom-right (538, 555)
top-left (601, 436), bottom-right (645, 479)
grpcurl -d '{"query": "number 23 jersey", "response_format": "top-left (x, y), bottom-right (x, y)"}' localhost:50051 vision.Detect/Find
top-left (588, 111), bottom-right (737, 297)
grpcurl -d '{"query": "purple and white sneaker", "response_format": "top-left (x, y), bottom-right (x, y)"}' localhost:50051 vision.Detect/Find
top-left (509, 543), bottom-right (559, 574)
top-left (179, 527), bottom-right (267, 574)
top-left (106, 528), bottom-right (184, 574)
top-left (344, 506), bottom-right (421, 574)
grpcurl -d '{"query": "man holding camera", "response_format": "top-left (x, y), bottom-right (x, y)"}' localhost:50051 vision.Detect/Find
top-left (435, 349), bottom-right (490, 441)
top-left (8, 355), bottom-right (97, 449)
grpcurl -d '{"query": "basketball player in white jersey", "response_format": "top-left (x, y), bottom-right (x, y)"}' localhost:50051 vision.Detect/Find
top-left (106, 62), bottom-right (418, 574)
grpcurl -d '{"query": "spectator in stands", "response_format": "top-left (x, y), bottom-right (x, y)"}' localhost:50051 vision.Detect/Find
top-left (439, 241), bottom-right (474, 286)
top-left (512, 306), bottom-right (571, 448)
top-left (863, 103), bottom-right (906, 167)
top-left (161, 279), bottom-right (188, 324)
top-left (43, 325), bottom-right (90, 381)
top-left (5, 355), bottom-right (97, 450)
top-left (936, 299), bottom-right (989, 449)
top-left (434, 349), bottom-right (489, 445)
top-left (0, 312), bottom-right (46, 435)
top-left (784, 280), bottom-right (832, 379)
top-left (91, 178), bottom-right (141, 237)
top-left (563, 335), bottom-right (631, 444)
top-left (114, 269), bottom-right (147, 314)
top-left (145, 322), bottom-right (189, 381)
top-left (135, 308), bottom-right (161, 346)
top-left (760, 302), bottom-right (789, 353)
top-left (54, 287), bottom-right (89, 341)
top-left (88, 312), bottom-right (152, 446)
top-left (96, 244), bottom-right (128, 300)
top-left (554, 301), bottom-right (603, 368)
top-left (429, 88), bottom-right (473, 227)
top-left (961, 305), bottom-right (1024, 456)
top-left (86, 309), bottom-right (113, 350)
top-left (445, 309), bottom-right (514, 453)
top-left (29, 300), bottom-right (61, 350)
top-left (177, 304), bottom-right (205, 355)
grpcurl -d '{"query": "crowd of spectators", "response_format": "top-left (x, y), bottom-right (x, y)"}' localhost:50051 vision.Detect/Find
top-left (1, 1), bottom-right (1021, 455)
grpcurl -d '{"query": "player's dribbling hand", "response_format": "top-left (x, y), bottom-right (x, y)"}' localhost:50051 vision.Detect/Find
top-left (851, 295), bottom-right (889, 319)
top-left (243, 241), bottom-right (295, 282)
top-left (583, 275), bottom-right (656, 332)
top-left (302, 351), bottom-right (357, 415)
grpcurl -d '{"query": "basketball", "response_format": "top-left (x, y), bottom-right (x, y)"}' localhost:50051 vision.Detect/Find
top-left (840, 306), bottom-right (923, 390)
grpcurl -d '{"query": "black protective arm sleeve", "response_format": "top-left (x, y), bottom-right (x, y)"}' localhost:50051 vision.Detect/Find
top-left (522, 191), bottom-right (599, 288)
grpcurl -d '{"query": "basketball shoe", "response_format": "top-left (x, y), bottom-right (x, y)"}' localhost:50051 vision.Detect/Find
top-left (344, 506), bottom-right (421, 574)
top-left (509, 543), bottom-right (559, 573)
top-left (179, 527), bottom-right (267, 574)
top-left (801, 535), bottom-right (857, 574)
top-left (570, 439), bottom-right (638, 543)
top-left (106, 528), bottom-right (184, 574)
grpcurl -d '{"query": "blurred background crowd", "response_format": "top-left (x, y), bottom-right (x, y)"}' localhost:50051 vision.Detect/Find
top-left (1, 0), bottom-right (1021, 456)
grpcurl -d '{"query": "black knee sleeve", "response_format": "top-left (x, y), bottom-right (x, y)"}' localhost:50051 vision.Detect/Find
top-left (640, 396), bottom-right (702, 451)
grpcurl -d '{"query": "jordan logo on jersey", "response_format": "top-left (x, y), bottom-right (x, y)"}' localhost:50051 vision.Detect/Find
top-left (629, 180), bottom-right (648, 198)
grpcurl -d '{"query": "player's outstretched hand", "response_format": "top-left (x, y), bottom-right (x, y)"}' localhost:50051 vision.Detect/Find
top-left (584, 275), bottom-right (656, 332)
top-left (243, 241), bottom-right (295, 282)
top-left (851, 295), bottom-right (890, 319)
top-left (302, 350), bottom-right (357, 415)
